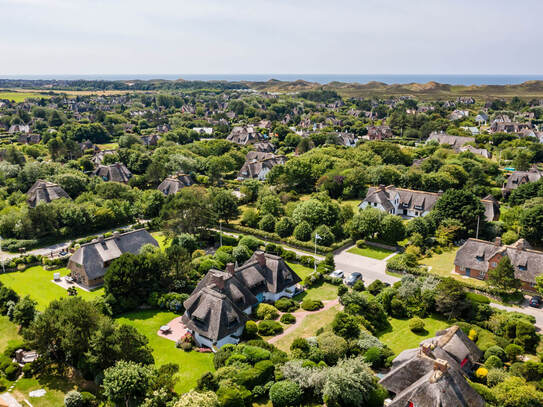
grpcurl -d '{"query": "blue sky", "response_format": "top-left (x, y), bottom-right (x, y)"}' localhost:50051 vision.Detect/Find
top-left (0, 0), bottom-right (541, 75)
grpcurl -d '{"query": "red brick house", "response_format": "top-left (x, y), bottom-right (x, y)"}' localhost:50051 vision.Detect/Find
top-left (454, 238), bottom-right (543, 291)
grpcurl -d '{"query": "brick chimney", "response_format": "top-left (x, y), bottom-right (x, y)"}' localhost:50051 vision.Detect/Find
top-left (433, 359), bottom-right (449, 373)
top-left (256, 251), bottom-right (267, 267)
top-left (420, 343), bottom-right (433, 356)
top-left (494, 237), bottom-right (502, 246)
top-left (226, 262), bottom-right (235, 275)
top-left (378, 184), bottom-right (386, 191)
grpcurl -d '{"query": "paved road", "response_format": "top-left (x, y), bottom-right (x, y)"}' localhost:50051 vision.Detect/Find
top-left (333, 245), bottom-right (543, 330)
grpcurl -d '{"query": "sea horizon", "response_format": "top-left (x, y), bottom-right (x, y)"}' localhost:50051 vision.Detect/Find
top-left (2, 74), bottom-right (543, 86)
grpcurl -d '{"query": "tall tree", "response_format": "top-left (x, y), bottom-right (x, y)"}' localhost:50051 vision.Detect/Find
top-left (488, 256), bottom-right (520, 292)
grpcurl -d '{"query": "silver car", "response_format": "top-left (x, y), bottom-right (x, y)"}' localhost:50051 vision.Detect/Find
top-left (329, 269), bottom-right (344, 279)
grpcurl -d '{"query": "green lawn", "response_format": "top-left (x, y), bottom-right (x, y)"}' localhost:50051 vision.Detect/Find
top-left (0, 315), bottom-right (21, 352)
top-left (273, 304), bottom-right (340, 352)
top-left (287, 262), bottom-right (313, 280)
top-left (151, 231), bottom-right (170, 250)
top-left (287, 262), bottom-right (339, 301)
top-left (377, 316), bottom-right (451, 354)
top-left (12, 376), bottom-right (92, 407)
top-left (96, 142), bottom-right (118, 150)
top-left (0, 91), bottom-right (51, 103)
top-left (347, 244), bottom-right (394, 260)
top-left (420, 248), bottom-right (487, 288)
top-left (116, 310), bottom-right (214, 394)
top-left (0, 266), bottom-right (104, 311)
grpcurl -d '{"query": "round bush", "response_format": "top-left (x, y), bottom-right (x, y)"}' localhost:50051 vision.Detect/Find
top-left (274, 298), bottom-right (299, 312)
top-left (293, 221), bottom-right (312, 241)
top-left (22, 363), bottom-right (33, 378)
top-left (390, 298), bottom-right (407, 318)
top-left (238, 235), bottom-right (263, 251)
top-left (280, 313), bottom-right (296, 324)
top-left (352, 280), bottom-right (365, 292)
top-left (487, 368), bottom-right (509, 387)
top-left (312, 225), bottom-right (334, 246)
top-left (290, 338), bottom-right (310, 353)
top-left (468, 329), bottom-right (478, 342)
top-left (258, 320), bottom-right (283, 336)
top-left (245, 321), bottom-right (258, 337)
top-left (484, 345), bottom-right (506, 362)
top-left (64, 390), bottom-right (83, 407)
top-left (255, 303), bottom-right (279, 320)
top-left (504, 344), bottom-right (523, 361)
top-left (269, 380), bottom-right (302, 407)
top-left (259, 214), bottom-right (276, 232)
top-left (409, 317), bottom-right (425, 333)
top-left (301, 299), bottom-right (324, 311)
top-left (4, 363), bottom-right (20, 381)
top-left (485, 355), bottom-right (503, 369)
top-left (275, 217), bottom-right (294, 238)
top-left (363, 347), bottom-right (383, 368)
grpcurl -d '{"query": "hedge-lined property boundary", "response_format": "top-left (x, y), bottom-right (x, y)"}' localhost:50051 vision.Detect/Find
top-left (225, 224), bottom-right (352, 254)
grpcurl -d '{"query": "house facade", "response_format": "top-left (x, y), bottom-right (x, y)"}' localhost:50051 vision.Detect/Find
top-left (454, 238), bottom-right (543, 291)
top-left (359, 185), bottom-right (441, 218)
top-left (67, 229), bottom-right (158, 288)
top-left (183, 251), bottom-right (301, 349)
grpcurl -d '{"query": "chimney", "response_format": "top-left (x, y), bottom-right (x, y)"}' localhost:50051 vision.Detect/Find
top-left (421, 343), bottom-right (433, 356)
top-left (433, 359), bottom-right (449, 373)
top-left (256, 251), bottom-right (266, 267)
top-left (378, 184), bottom-right (386, 191)
top-left (211, 273), bottom-right (225, 291)
top-left (113, 231), bottom-right (120, 239)
top-left (494, 237), bottom-right (502, 246)
top-left (226, 262), bottom-right (235, 275)
top-left (97, 235), bottom-right (104, 243)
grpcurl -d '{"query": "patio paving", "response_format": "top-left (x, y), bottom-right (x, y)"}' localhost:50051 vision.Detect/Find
top-left (157, 316), bottom-right (188, 342)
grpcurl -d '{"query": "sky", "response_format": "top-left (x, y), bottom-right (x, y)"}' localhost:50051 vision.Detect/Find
top-left (0, 0), bottom-right (541, 76)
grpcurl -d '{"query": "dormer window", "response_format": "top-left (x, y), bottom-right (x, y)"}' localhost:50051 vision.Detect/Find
top-left (519, 265), bottom-right (527, 271)
top-left (476, 255), bottom-right (484, 261)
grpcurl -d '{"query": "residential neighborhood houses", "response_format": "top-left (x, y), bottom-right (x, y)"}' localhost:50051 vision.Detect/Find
top-left (1, 79), bottom-right (543, 406)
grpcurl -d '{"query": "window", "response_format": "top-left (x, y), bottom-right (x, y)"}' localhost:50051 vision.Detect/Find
top-left (476, 256), bottom-right (484, 261)
top-left (519, 265), bottom-right (527, 271)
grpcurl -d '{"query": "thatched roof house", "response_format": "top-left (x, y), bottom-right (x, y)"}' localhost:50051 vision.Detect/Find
top-left (157, 174), bottom-right (193, 195)
top-left (183, 251), bottom-right (301, 348)
top-left (26, 179), bottom-right (70, 208)
top-left (380, 326), bottom-right (484, 407)
top-left (67, 229), bottom-right (158, 288)
top-left (92, 162), bottom-right (132, 183)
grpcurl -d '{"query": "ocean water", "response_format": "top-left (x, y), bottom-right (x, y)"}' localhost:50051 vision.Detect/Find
top-left (1, 74), bottom-right (543, 86)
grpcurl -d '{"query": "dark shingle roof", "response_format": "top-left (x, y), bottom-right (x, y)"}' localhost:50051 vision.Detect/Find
top-left (27, 179), bottom-right (70, 208)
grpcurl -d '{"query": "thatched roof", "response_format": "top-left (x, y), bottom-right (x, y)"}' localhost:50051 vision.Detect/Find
top-left (157, 174), bottom-right (193, 195)
top-left (92, 162), bottom-right (132, 183)
top-left (27, 179), bottom-right (70, 208)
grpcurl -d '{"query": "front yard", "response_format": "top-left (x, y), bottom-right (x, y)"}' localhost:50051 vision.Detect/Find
top-left (116, 310), bottom-right (215, 394)
top-left (377, 315), bottom-right (451, 354)
top-left (0, 266), bottom-right (104, 311)
top-left (419, 248), bottom-right (487, 288)
top-left (288, 262), bottom-right (339, 301)
top-left (347, 244), bottom-right (395, 260)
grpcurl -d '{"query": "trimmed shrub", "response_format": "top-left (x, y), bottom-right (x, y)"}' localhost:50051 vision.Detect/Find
top-left (337, 284), bottom-right (348, 297)
top-left (409, 317), bottom-right (425, 333)
top-left (487, 368), bottom-right (509, 387)
top-left (466, 292), bottom-right (491, 304)
top-left (485, 355), bottom-right (503, 369)
top-left (274, 298), bottom-right (299, 312)
top-left (258, 320), bottom-right (283, 336)
top-left (352, 280), bottom-right (365, 292)
top-left (269, 380), bottom-right (302, 407)
top-left (290, 338), bottom-right (310, 353)
top-left (505, 343), bottom-right (523, 362)
top-left (22, 363), bottom-right (33, 378)
top-left (259, 214), bottom-right (276, 233)
top-left (4, 363), bottom-right (19, 381)
top-left (469, 382), bottom-right (497, 404)
top-left (301, 299), bottom-right (324, 311)
top-left (293, 221), bottom-right (312, 241)
top-left (64, 390), bottom-right (83, 407)
top-left (484, 345), bottom-right (506, 362)
top-left (364, 347), bottom-right (384, 368)
top-left (275, 217), bottom-right (294, 238)
top-left (241, 345), bottom-right (271, 363)
top-left (232, 244), bottom-right (252, 264)
top-left (238, 235), bottom-right (263, 251)
top-left (245, 321), bottom-right (258, 338)
top-left (280, 313), bottom-right (296, 324)
top-left (255, 303), bottom-right (279, 320)
top-left (217, 383), bottom-right (251, 407)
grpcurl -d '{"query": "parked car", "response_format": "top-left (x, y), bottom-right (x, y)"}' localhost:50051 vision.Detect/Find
top-left (345, 272), bottom-right (362, 286)
top-left (330, 269), bottom-right (344, 279)
top-left (529, 296), bottom-right (542, 308)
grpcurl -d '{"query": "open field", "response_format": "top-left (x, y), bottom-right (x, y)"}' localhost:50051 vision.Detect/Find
top-left (0, 266), bottom-right (104, 311)
top-left (0, 91), bottom-right (52, 102)
top-left (347, 244), bottom-right (394, 260)
top-left (116, 310), bottom-right (215, 394)
top-left (377, 315), bottom-right (450, 354)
